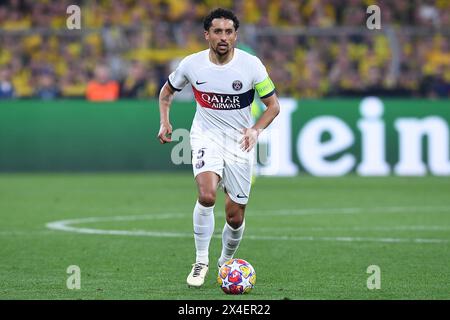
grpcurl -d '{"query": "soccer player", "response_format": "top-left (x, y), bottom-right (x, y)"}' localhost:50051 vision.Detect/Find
top-left (157, 8), bottom-right (280, 287)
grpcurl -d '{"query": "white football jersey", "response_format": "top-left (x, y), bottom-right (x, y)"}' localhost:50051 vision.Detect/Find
top-left (168, 48), bottom-right (274, 149)
top-left (168, 48), bottom-right (275, 155)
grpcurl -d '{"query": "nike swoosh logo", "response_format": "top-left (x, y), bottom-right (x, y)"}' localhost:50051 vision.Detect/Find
top-left (236, 194), bottom-right (248, 199)
top-left (196, 80), bottom-right (207, 85)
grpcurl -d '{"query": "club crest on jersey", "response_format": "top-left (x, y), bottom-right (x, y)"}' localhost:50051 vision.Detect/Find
top-left (232, 80), bottom-right (243, 91)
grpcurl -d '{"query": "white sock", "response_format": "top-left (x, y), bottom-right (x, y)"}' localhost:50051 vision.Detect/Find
top-left (218, 220), bottom-right (245, 267)
top-left (193, 200), bottom-right (215, 265)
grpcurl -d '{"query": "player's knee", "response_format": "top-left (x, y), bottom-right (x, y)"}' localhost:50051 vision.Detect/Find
top-left (226, 214), bottom-right (244, 229)
top-left (198, 192), bottom-right (216, 207)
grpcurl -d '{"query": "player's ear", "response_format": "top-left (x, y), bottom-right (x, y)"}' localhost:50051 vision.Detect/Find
top-left (204, 30), bottom-right (209, 41)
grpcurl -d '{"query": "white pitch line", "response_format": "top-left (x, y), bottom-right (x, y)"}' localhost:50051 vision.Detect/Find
top-left (253, 225), bottom-right (450, 232)
top-left (256, 205), bottom-right (450, 216)
top-left (244, 234), bottom-right (449, 244)
top-left (0, 230), bottom-right (56, 236)
top-left (45, 206), bottom-right (450, 244)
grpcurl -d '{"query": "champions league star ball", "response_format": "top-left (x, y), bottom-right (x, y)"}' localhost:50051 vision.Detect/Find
top-left (217, 259), bottom-right (256, 294)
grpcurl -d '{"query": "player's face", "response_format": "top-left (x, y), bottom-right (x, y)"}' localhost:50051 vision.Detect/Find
top-left (205, 18), bottom-right (237, 56)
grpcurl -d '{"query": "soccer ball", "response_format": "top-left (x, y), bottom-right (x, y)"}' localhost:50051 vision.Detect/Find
top-left (217, 258), bottom-right (256, 294)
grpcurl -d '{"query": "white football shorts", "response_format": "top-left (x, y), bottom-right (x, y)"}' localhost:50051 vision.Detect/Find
top-left (191, 135), bottom-right (254, 205)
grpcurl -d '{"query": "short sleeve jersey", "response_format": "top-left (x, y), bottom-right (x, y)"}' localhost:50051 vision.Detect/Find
top-left (168, 48), bottom-right (275, 149)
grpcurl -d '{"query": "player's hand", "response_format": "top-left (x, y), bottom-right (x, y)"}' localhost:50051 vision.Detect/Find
top-left (240, 128), bottom-right (260, 152)
top-left (157, 122), bottom-right (173, 144)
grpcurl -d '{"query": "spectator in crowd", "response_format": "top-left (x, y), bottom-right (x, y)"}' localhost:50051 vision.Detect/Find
top-left (426, 69), bottom-right (450, 98)
top-left (34, 70), bottom-right (60, 100)
top-left (0, 0), bottom-right (449, 99)
top-left (60, 67), bottom-right (88, 99)
top-left (120, 61), bottom-right (148, 98)
top-left (86, 64), bottom-right (119, 101)
top-left (0, 66), bottom-right (15, 99)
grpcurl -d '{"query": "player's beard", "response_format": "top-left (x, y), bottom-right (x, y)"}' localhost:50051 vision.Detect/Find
top-left (215, 42), bottom-right (230, 56)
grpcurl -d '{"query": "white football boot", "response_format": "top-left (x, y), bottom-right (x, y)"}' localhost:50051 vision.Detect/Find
top-left (187, 262), bottom-right (208, 287)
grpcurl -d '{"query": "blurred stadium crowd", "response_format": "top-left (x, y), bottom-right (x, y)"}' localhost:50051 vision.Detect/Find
top-left (0, 0), bottom-right (449, 100)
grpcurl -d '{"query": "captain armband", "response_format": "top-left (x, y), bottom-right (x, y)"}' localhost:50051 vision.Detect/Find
top-left (255, 77), bottom-right (275, 99)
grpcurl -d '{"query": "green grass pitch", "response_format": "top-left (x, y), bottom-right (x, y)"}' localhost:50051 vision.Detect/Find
top-left (0, 173), bottom-right (449, 299)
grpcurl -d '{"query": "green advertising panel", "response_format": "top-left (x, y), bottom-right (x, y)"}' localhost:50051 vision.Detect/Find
top-left (0, 98), bottom-right (449, 175)
top-left (287, 98), bottom-right (450, 176)
top-left (0, 100), bottom-right (195, 172)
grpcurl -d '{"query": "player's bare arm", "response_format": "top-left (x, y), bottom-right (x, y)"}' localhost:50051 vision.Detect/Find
top-left (241, 93), bottom-right (280, 152)
top-left (157, 81), bottom-right (175, 144)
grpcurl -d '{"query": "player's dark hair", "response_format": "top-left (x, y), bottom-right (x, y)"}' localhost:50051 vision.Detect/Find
top-left (203, 8), bottom-right (239, 31)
